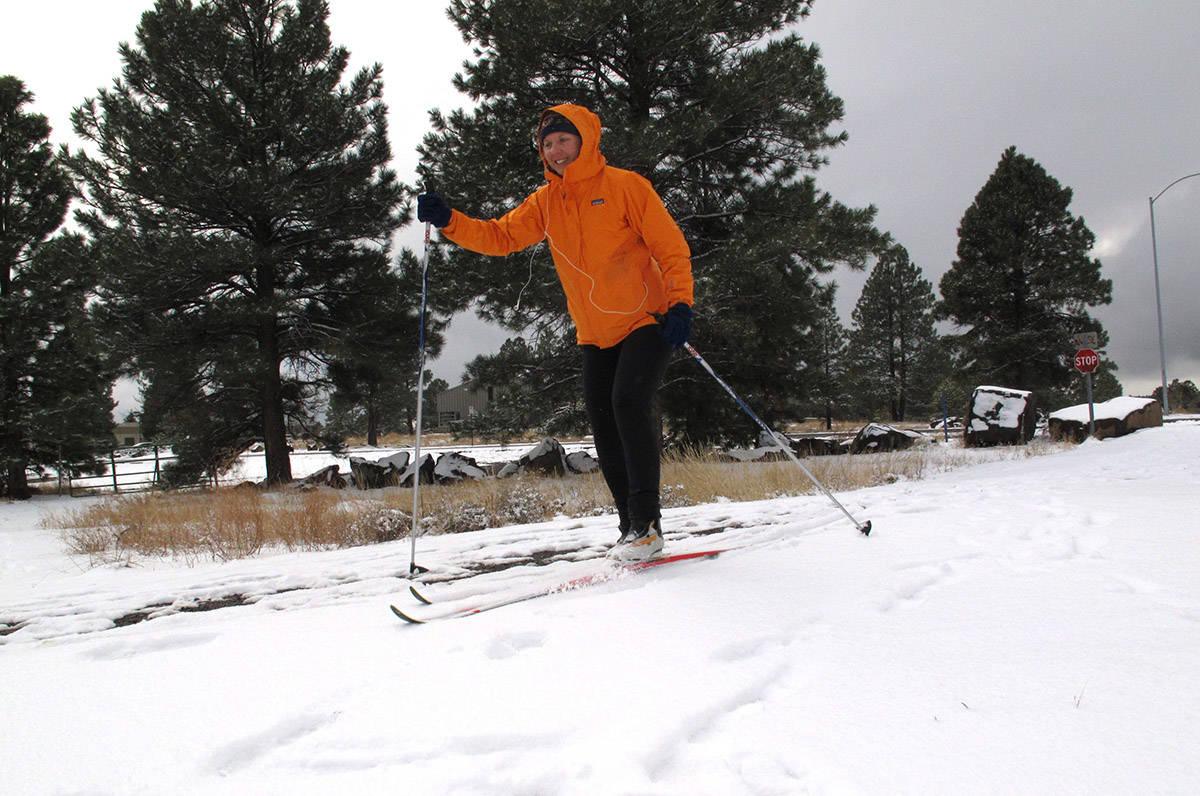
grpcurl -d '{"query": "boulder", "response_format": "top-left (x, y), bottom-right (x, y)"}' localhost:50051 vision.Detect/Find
top-left (758, 430), bottom-right (828, 457)
top-left (727, 431), bottom-right (846, 460)
top-left (433, 452), bottom-right (487, 482)
top-left (721, 446), bottom-right (781, 463)
top-left (965, 386), bottom-right (1037, 446)
top-left (929, 415), bottom-right (962, 431)
top-left (300, 464), bottom-right (347, 489)
top-left (758, 430), bottom-right (792, 449)
top-left (375, 451), bottom-right (410, 471)
top-left (565, 450), bottom-right (600, 474)
top-left (849, 423), bottom-right (925, 454)
top-left (498, 438), bottom-right (569, 478)
top-left (399, 453), bottom-right (436, 487)
top-left (1047, 397), bottom-right (1163, 443)
top-left (347, 451), bottom-right (439, 489)
top-left (348, 457), bottom-right (398, 489)
top-left (792, 436), bottom-right (848, 456)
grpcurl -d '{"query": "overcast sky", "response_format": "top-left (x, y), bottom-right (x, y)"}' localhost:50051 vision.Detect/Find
top-left (4, 0), bottom-right (1198, 415)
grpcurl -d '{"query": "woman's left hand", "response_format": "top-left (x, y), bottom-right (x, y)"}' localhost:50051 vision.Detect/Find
top-left (656, 303), bottom-right (693, 347)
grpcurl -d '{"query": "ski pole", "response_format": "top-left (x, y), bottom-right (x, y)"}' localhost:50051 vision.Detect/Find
top-left (681, 342), bottom-right (871, 536)
top-left (409, 220), bottom-right (432, 575)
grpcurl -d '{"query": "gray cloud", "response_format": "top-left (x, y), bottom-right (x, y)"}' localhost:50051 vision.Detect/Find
top-left (805, 0), bottom-right (1200, 394)
top-left (6, 2), bottom-right (1196, 398)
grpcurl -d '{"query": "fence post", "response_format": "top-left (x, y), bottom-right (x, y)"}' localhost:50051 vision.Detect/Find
top-left (153, 445), bottom-right (161, 488)
top-left (111, 449), bottom-right (119, 493)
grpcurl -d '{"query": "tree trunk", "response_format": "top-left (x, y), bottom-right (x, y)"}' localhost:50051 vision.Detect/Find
top-left (366, 403), bottom-right (379, 447)
top-left (1, 266), bottom-right (28, 499)
top-left (256, 248), bottom-right (291, 485)
top-left (4, 455), bottom-right (31, 500)
top-left (259, 317), bottom-right (292, 485)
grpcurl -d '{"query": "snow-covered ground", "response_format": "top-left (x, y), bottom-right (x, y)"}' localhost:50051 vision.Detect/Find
top-left (3, 422), bottom-right (1199, 794)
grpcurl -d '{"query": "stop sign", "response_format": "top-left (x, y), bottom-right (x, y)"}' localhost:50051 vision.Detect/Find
top-left (1074, 349), bottom-right (1099, 373)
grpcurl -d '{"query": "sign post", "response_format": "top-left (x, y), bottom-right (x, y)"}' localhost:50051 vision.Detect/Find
top-left (1074, 348), bottom-right (1099, 436)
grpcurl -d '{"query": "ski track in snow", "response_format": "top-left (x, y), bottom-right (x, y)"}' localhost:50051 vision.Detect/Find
top-left (3, 422), bottom-right (1200, 793)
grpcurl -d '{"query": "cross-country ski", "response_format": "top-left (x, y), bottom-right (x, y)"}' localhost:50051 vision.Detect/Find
top-left (393, 549), bottom-right (728, 623)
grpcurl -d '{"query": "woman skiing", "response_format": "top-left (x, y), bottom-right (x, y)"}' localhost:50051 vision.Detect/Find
top-left (417, 103), bottom-right (693, 561)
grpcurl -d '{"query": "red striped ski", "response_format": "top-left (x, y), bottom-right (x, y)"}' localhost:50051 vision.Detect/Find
top-left (391, 549), bottom-right (727, 624)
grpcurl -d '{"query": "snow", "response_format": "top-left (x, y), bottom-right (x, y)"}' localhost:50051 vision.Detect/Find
top-left (4, 423), bottom-right (1200, 793)
top-left (1049, 395), bottom-right (1157, 424)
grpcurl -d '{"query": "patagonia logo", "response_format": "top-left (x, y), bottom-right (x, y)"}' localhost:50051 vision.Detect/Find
top-left (591, 198), bottom-right (605, 206)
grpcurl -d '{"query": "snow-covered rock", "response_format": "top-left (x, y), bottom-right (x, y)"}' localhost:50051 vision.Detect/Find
top-left (731, 428), bottom-right (868, 461)
top-left (1048, 396), bottom-right (1162, 442)
top-left (433, 452), bottom-right (487, 482)
top-left (374, 451), bottom-right (410, 471)
top-left (297, 464), bottom-right (347, 490)
top-left (965, 385), bottom-right (1037, 446)
top-left (348, 456), bottom-right (397, 489)
top-left (399, 453), bottom-right (435, 486)
top-left (565, 450), bottom-right (599, 474)
top-left (850, 423), bottom-right (926, 454)
top-left (497, 438), bottom-right (569, 478)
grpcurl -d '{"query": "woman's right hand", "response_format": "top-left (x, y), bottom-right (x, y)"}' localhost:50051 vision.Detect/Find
top-left (417, 193), bottom-right (452, 228)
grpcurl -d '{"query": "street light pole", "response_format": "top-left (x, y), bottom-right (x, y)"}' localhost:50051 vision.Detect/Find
top-left (1148, 196), bottom-right (1168, 414)
top-left (1148, 171), bottom-right (1200, 417)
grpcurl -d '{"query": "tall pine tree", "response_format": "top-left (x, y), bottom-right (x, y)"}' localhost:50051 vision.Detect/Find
top-left (419, 0), bottom-right (881, 443)
top-left (70, 0), bottom-right (404, 484)
top-left (1, 77), bottom-right (113, 499)
top-left (937, 147), bottom-right (1116, 406)
top-left (324, 249), bottom-right (447, 446)
top-left (805, 286), bottom-right (849, 430)
top-left (848, 244), bottom-right (943, 421)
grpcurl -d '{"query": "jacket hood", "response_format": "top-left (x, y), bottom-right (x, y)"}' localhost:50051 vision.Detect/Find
top-left (540, 103), bottom-right (605, 182)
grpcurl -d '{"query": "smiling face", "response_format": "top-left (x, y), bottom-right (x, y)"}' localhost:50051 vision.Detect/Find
top-left (542, 131), bottom-right (582, 175)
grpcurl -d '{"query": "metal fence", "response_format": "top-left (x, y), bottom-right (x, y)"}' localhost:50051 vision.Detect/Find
top-left (29, 445), bottom-right (177, 496)
top-left (28, 446), bottom-right (372, 496)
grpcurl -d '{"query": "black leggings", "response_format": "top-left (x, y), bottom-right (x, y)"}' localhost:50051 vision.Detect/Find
top-left (581, 324), bottom-right (673, 529)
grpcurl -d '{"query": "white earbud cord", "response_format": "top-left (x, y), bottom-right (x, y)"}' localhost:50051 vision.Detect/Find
top-left (541, 226), bottom-right (649, 316)
top-left (515, 244), bottom-right (539, 313)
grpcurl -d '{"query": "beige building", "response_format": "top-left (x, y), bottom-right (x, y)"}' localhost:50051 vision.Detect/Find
top-left (435, 382), bottom-right (491, 427)
top-left (114, 421), bottom-right (144, 447)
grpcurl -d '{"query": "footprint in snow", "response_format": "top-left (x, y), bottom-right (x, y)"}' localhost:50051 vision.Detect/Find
top-left (208, 711), bottom-right (340, 774)
top-left (486, 630), bottom-right (547, 660)
top-left (83, 631), bottom-right (219, 661)
top-left (877, 562), bottom-right (957, 612)
top-left (709, 633), bottom-right (791, 663)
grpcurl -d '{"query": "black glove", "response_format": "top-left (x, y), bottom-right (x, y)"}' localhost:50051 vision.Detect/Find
top-left (656, 303), bottom-right (693, 347)
top-left (416, 193), bottom-right (452, 228)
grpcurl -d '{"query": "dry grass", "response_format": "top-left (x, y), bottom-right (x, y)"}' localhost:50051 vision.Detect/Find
top-left (48, 439), bottom-right (1069, 565)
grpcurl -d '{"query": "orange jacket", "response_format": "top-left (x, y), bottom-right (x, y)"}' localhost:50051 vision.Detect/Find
top-left (441, 103), bottom-right (693, 348)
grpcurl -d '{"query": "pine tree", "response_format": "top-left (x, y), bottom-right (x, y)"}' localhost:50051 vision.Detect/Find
top-left (325, 251), bottom-right (447, 446)
top-left (1, 77), bottom-right (113, 499)
top-left (848, 245), bottom-right (944, 421)
top-left (1153, 379), bottom-right (1199, 414)
top-left (419, 0), bottom-right (881, 443)
top-left (70, 0), bottom-right (404, 484)
top-left (937, 147), bottom-right (1116, 406)
top-left (805, 286), bottom-right (849, 430)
